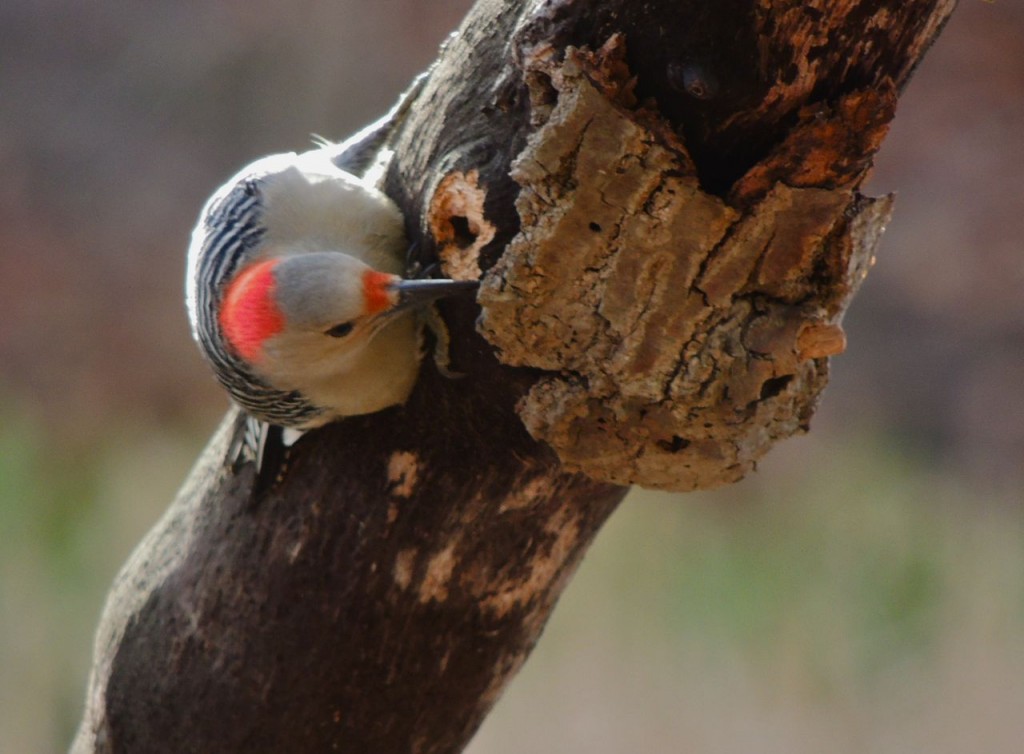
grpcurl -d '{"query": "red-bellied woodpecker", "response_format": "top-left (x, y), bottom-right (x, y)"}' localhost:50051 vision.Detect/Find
top-left (186, 95), bottom-right (474, 430)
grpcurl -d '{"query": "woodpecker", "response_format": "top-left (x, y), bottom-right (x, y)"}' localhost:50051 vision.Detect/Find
top-left (186, 123), bottom-right (474, 431)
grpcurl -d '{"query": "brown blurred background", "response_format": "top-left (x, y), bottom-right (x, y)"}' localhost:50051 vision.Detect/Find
top-left (0, 2), bottom-right (1021, 752)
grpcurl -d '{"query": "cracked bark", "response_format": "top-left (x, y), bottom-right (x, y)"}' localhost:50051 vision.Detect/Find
top-left (73, 1), bottom-right (956, 752)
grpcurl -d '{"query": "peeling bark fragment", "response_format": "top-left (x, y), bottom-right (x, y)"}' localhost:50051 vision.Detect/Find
top-left (731, 87), bottom-right (897, 204)
top-left (751, 0), bottom-right (955, 123)
top-left (387, 450), bottom-right (420, 498)
top-left (479, 42), bottom-right (891, 491)
top-left (421, 543), bottom-right (458, 603)
top-left (797, 322), bottom-right (847, 360)
top-left (747, 185), bottom-right (852, 302)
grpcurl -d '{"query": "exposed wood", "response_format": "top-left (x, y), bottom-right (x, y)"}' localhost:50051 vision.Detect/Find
top-left (72, 1), bottom-right (957, 752)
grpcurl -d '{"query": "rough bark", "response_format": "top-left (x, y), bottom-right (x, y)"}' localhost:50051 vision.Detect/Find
top-left (73, 1), bottom-right (956, 753)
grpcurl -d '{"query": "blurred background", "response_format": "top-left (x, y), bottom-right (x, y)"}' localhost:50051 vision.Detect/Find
top-left (0, 1), bottom-right (1021, 752)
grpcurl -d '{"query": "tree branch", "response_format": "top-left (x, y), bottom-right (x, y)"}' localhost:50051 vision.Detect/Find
top-left (72, 1), bottom-right (956, 752)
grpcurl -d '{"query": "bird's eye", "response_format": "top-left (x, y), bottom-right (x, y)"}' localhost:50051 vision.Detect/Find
top-left (324, 322), bottom-right (355, 338)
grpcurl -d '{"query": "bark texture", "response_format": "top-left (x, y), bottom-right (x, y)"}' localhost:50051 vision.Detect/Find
top-left (73, 1), bottom-right (956, 752)
top-left (479, 42), bottom-right (893, 489)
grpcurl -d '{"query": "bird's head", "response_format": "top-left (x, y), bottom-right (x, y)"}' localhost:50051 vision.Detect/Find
top-left (218, 251), bottom-right (475, 379)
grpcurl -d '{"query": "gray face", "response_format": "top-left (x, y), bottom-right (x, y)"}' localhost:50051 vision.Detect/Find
top-left (273, 251), bottom-right (378, 334)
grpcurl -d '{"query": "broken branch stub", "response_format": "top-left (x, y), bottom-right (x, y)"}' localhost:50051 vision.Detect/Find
top-left (478, 38), bottom-right (894, 491)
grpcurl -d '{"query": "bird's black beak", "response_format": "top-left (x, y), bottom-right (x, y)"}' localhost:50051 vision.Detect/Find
top-left (391, 278), bottom-right (478, 312)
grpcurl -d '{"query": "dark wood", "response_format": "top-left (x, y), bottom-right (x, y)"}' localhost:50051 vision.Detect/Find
top-left (72, 1), bottom-right (957, 752)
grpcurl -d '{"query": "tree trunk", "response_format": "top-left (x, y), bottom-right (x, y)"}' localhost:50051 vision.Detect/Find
top-left (72, 1), bottom-right (956, 752)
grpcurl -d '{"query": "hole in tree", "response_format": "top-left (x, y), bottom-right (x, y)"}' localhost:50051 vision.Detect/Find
top-left (589, 222), bottom-right (602, 232)
top-left (656, 435), bottom-right (691, 453)
top-left (759, 375), bottom-right (793, 400)
top-left (449, 216), bottom-right (476, 249)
